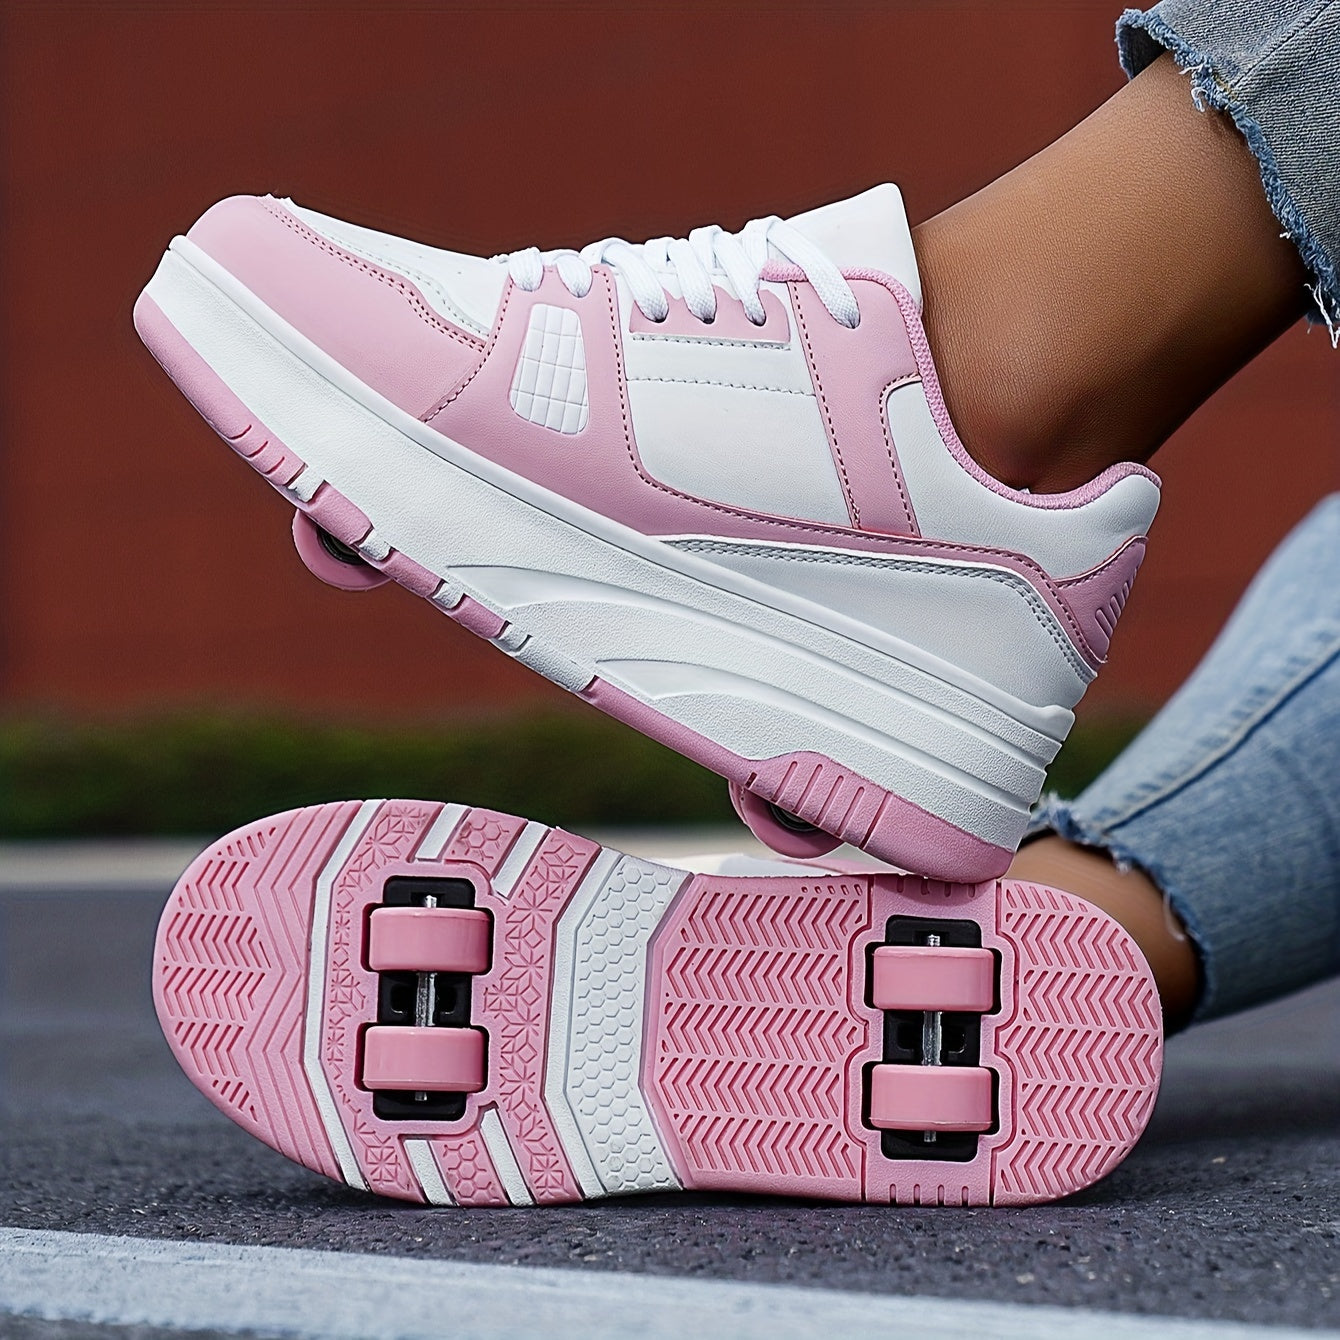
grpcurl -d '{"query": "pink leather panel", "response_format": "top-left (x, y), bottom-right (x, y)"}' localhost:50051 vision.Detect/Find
top-left (187, 196), bottom-right (485, 418)
top-left (1056, 537), bottom-right (1147, 663)
top-left (419, 269), bottom-right (1106, 666)
top-left (764, 260), bottom-right (1161, 509)
top-left (790, 278), bottom-right (919, 535)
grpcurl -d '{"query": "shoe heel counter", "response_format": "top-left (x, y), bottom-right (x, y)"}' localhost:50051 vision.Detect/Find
top-left (875, 277), bottom-right (1162, 581)
top-left (1056, 535), bottom-right (1148, 663)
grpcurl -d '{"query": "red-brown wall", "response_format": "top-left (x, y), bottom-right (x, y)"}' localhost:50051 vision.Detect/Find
top-left (3, 2), bottom-right (1337, 722)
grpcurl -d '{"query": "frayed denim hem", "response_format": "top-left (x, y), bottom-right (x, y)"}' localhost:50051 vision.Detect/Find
top-left (1029, 793), bottom-right (1212, 1030)
top-left (1118, 7), bottom-right (1340, 342)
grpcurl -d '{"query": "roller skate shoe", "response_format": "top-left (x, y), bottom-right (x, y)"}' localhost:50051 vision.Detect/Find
top-left (135, 186), bottom-right (1159, 879)
top-left (154, 800), bottom-right (1162, 1207)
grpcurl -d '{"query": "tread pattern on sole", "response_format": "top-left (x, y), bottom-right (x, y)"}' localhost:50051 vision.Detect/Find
top-left (154, 802), bottom-right (361, 1183)
top-left (548, 853), bottom-right (688, 1196)
top-left (645, 877), bottom-right (871, 1198)
top-left (468, 828), bottom-right (598, 1203)
top-left (154, 802), bottom-right (1163, 1210)
top-left (989, 881), bottom-right (1162, 1205)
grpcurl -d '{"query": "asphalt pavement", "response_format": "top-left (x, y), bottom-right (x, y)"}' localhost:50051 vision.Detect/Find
top-left (0, 844), bottom-right (1336, 1336)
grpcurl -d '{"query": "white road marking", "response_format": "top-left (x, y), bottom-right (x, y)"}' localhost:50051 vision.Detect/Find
top-left (0, 1228), bottom-right (1324, 1340)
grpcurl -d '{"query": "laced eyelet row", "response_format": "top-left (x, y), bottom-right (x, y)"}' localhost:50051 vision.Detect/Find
top-left (503, 214), bottom-right (860, 330)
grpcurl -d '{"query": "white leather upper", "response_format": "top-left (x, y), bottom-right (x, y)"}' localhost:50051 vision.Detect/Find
top-left (621, 281), bottom-right (849, 524)
top-left (286, 201), bottom-right (508, 335)
top-left (786, 183), bottom-right (923, 308)
top-left (286, 190), bottom-right (1157, 591)
top-left (885, 383), bottom-right (1161, 581)
top-left (621, 282), bottom-right (810, 388)
top-left (627, 379), bottom-right (849, 525)
top-left (671, 538), bottom-right (1095, 710)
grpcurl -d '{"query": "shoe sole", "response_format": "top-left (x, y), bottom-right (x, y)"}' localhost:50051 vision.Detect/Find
top-left (153, 799), bottom-right (1162, 1207)
top-left (134, 242), bottom-right (1071, 882)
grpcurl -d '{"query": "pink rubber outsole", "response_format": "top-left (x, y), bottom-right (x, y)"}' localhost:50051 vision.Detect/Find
top-left (153, 799), bottom-right (1163, 1209)
top-left (133, 290), bottom-right (1013, 883)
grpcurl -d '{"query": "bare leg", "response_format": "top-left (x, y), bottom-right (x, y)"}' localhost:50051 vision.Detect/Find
top-left (915, 53), bottom-right (1308, 493)
top-left (1008, 834), bottom-right (1201, 1031)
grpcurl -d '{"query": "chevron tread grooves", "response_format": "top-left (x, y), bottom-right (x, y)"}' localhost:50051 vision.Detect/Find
top-left (990, 882), bottom-right (1162, 1205)
top-left (155, 809), bottom-right (1162, 1210)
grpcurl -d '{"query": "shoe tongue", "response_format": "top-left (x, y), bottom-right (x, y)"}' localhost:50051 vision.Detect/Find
top-left (783, 183), bottom-right (922, 308)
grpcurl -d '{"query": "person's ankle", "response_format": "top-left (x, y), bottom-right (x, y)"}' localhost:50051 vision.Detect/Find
top-left (912, 210), bottom-right (1114, 495)
top-left (908, 52), bottom-right (1308, 497)
top-left (1007, 835), bottom-right (1200, 1031)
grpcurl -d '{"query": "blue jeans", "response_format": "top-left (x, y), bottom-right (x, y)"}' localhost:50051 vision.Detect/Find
top-left (1036, 498), bottom-right (1340, 1022)
top-left (1119, 1), bottom-right (1340, 333)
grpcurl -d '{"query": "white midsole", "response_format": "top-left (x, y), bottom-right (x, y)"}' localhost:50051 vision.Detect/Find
top-left (145, 244), bottom-right (1072, 847)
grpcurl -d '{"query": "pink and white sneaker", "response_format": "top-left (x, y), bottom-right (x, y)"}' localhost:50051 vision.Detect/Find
top-left (135, 186), bottom-right (1159, 881)
top-left (154, 800), bottom-right (1162, 1208)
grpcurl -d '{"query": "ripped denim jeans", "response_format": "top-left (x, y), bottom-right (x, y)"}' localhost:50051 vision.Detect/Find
top-left (1119, 0), bottom-right (1340, 334)
top-left (1034, 497), bottom-right (1340, 1022)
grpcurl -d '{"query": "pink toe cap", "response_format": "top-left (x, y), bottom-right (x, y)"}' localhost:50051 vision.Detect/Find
top-left (186, 195), bottom-right (485, 418)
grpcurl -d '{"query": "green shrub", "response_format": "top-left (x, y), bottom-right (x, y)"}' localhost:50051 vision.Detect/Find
top-left (0, 709), bottom-right (1145, 838)
top-left (1039, 716), bottom-right (1144, 801)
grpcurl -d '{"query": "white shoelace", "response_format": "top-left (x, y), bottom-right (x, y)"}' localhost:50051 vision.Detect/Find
top-left (503, 216), bottom-right (860, 328)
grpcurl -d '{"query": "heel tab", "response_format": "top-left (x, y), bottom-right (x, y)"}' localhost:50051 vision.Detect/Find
top-left (1057, 536), bottom-right (1148, 663)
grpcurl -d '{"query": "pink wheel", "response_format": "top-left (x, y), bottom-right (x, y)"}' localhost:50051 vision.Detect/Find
top-left (727, 780), bottom-right (842, 859)
top-left (291, 510), bottom-right (390, 591)
top-left (870, 945), bottom-right (996, 1014)
top-left (868, 1064), bottom-right (994, 1133)
top-left (367, 906), bottom-right (491, 975)
top-left (360, 1026), bottom-right (486, 1093)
